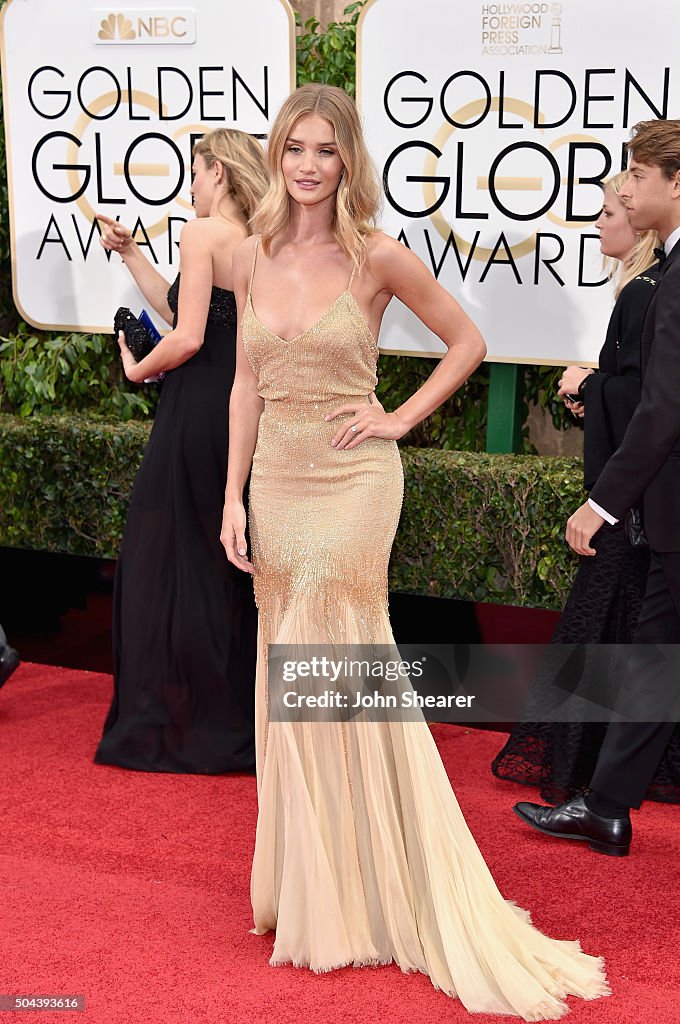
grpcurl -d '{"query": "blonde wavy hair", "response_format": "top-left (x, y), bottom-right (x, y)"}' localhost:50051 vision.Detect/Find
top-left (602, 171), bottom-right (659, 298)
top-left (253, 84), bottom-right (382, 270)
top-left (193, 129), bottom-right (269, 226)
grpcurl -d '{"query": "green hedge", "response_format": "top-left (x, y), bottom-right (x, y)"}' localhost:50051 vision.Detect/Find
top-left (0, 413), bottom-right (584, 609)
top-left (392, 448), bottom-right (583, 606)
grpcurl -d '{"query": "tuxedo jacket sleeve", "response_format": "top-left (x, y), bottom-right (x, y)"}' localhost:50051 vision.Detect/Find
top-left (590, 250), bottom-right (680, 546)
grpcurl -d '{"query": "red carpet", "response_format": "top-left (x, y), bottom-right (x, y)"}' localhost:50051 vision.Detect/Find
top-left (1, 664), bottom-right (678, 1024)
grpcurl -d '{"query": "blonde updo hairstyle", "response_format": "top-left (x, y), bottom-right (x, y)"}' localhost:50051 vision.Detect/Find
top-left (192, 129), bottom-right (269, 226)
top-left (253, 84), bottom-right (382, 270)
top-left (603, 170), bottom-right (659, 298)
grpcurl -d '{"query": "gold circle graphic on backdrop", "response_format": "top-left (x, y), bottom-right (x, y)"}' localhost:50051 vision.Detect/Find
top-left (424, 97), bottom-right (544, 260)
top-left (67, 91), bottom-right (181, 240)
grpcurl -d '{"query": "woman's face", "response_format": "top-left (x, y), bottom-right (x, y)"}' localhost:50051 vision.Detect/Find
top-left (281, 113), bottom-right (344, 208)
top-left (594, 184), bottom-right (637, 261)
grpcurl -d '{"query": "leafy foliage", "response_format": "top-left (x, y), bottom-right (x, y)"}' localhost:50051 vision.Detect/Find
top-left (296, 3), bottom-right (363, 95)
top-left (0, 413), bottom-right (583, 608)
top-left (377, 355), bottom-right (490, 451)
top-left (523, 364), bottom-right (574, 431)
top-left (0, 414), bottom-right (148, 553)
top-left (392, 447), bottom-right (584, 607)
top-left (0, 323), bottom-right (159, 420)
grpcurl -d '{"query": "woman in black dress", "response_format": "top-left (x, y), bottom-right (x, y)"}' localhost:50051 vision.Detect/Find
top-left (493, 171), bottom-right (680, 805)
top-left (94, 129), bottom-right (269, 773)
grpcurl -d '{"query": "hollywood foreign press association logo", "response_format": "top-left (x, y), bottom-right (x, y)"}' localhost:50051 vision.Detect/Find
top-left (98, 13), bottom-right (136, 40)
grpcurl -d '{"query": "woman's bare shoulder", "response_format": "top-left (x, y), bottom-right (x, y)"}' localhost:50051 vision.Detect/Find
top-left (364, 230), bottom-right (413, 281)
top-left (234, 233), bottom-right (259, 255)
top-left (180, 217), bottom-right (248, 247)
top-left (366, 229), bottom-right (400, 252)
top-left (365, 230), bottom-right (408, 264)
top-left (233, 233), bottom-right (259, 268)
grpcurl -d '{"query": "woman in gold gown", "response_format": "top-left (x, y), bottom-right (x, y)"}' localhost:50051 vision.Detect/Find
top-left (221, 84), bottom-right (609, 1020)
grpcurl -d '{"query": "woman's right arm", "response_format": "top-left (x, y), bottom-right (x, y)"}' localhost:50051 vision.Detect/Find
top-left (97, 213), bottom-right (174, 325)
top-left (221, 238), bottom-right (264, 574)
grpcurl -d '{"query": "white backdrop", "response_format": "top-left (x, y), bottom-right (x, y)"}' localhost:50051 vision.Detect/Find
top-left (0, 0), bottom-right (295, 332)
top-left (357, 0), bottom-right (680, 364)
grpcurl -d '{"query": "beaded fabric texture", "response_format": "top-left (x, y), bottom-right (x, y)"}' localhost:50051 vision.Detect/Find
top-left (241, 238), bottom-right (609, 1020)
top-left (168, 274), bottom-right (237, 329)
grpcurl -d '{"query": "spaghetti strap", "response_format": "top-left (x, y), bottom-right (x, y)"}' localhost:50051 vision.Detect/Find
top-left (347, 261), bottom-right (357, 292)
top-left (248, 237), bottom-right (260, 299)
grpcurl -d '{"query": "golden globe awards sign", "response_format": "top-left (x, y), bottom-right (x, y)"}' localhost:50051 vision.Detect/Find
top-left (0, 0), bottom-right (294, 332)
top-left (357, 0), bottom-right (678, 364)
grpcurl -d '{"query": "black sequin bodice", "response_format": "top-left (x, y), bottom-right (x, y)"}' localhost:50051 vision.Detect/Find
top-left (167, 274), bottom-right (236, 329)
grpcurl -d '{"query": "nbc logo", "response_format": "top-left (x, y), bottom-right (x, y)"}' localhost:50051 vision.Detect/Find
top-left (94, 8), bottom-right (196, 44)
top-left (98, 13), bottom-right (136, 40)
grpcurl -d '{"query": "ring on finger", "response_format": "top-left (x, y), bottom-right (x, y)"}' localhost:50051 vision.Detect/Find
top-left (350, 425), bottom-right (358, 433)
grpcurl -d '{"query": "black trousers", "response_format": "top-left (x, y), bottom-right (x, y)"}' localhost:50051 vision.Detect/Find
top-left (591, 550), bottom-right (680, 808)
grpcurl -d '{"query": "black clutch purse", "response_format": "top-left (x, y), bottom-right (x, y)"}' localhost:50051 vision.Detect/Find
top-left (113, 307), bottom-right (156, 362)
top-left (623, 507), bottom-right (648, 548)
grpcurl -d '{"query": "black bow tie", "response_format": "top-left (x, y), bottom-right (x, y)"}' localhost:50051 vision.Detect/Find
top-left (654, 246), bottom-right (667, 265)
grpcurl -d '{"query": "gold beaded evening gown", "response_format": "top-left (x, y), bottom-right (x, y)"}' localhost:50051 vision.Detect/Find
top-left (241, 239), bottom-right (609, 1020)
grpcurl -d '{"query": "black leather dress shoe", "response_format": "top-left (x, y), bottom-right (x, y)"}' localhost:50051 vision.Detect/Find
top-left (513, 795), bottom-right (631, 857)
top-left (0, 644), bottom-right (20, 689)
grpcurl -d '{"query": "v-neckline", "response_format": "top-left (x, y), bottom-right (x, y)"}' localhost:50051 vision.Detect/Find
top-left (248, 289), bottom-right (362, 345)
top-left (245, 237), bottom-right (378, 347)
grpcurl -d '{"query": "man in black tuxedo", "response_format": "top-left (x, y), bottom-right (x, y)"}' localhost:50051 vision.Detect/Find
top-left (514, 119), bottom-right (680, 856)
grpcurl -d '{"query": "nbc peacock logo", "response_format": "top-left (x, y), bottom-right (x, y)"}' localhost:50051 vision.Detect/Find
top-left (93, 8), bottom-right (196, 44)
top-left (98, 13), bottom-right (136, 40)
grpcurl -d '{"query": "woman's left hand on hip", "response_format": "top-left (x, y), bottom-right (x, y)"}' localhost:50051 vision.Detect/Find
top-left (326, 394), bottom-right (407, 449)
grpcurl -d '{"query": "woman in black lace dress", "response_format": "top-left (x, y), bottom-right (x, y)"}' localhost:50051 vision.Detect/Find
top-left (94, 130), bottom-right (269, 773)
top-left (493, 171), bottom-right (680, 805)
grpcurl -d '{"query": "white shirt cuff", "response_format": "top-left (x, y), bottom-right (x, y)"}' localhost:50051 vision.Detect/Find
top-left (588, 498), bottom-right (618, 525)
